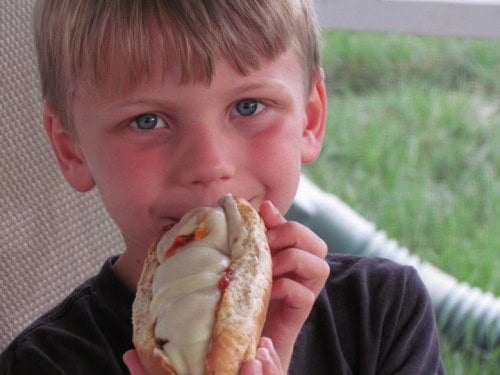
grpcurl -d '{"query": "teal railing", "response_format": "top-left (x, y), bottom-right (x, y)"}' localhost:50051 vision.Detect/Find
top-left (287, 174), bottom-right (500, 352)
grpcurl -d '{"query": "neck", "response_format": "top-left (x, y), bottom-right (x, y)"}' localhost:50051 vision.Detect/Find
top-left (112, 250), bottom-right (145, 292)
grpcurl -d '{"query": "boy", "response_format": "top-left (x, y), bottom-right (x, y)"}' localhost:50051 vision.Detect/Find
top-left (0, 0), bottom-right (444, 374)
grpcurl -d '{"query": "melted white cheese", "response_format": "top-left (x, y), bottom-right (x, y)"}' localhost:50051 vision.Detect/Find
top-left (151, 203), bottom-right (235, 375)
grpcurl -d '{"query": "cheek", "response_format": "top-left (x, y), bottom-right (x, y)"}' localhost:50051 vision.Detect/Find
top-left (83, 145), bottom-right (161, 233)
top-left (248, 122), bottom-right (304, 212)
top-left (85, 137), bottom-right (159, 185)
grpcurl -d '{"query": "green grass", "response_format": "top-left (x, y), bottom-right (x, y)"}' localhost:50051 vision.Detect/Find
top-left (306, 31), bottom-right (500, 374)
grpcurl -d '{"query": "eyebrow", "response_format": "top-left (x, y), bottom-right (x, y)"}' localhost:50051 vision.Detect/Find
top-left (229, 80), bottom-right (288, 97)
top-left (99, 79), bottom-right (289, 113)
top-left (100, 98), bottom-right (178, 113)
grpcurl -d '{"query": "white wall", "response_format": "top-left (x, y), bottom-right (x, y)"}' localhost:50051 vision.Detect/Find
top-left (315, 0), bottom-right (500, 39)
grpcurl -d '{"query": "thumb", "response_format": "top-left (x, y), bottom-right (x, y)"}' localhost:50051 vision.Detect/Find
top-left (123, 350), bottom-right (146, 375)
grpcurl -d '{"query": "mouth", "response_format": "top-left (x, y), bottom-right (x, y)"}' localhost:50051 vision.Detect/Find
top-left (158, 217), bottom-right (179, 232)
top-left (161, 222), bottom-right (176, 232)
top-left (156, 194), bottom-right (261, 231)
top-left (247, 196), bottom-right (261, 209)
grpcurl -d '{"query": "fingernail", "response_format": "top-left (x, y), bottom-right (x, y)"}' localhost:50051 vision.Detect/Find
top-left (268, 201), bottom-right (280, 216)
top-left (257, 347), bottom-right (272, 362)
top-left (260, 337), bottom-right (273, 350)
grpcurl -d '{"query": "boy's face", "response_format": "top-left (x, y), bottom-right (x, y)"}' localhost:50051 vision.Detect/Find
top-left (46, 48), bottom-right (326, 254)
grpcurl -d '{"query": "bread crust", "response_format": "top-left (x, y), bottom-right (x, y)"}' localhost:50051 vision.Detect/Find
top-left (132, 197), bottom-right (272, 375)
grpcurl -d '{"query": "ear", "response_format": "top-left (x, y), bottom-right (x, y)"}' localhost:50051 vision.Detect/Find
top-left (43, 104), bottom-right (96, 192)
top-left (301, 68), bottom-right (327, 164)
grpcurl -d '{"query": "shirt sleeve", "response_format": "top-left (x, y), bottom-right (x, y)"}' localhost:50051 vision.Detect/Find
top-left (375, 266), bottom-right (445, 375)
top-left (289, 255), bottom-right (445, 375)
top-left (0, 342), bottom-right (65, 375)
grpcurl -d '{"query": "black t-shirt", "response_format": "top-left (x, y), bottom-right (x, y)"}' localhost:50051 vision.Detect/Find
top-left (0, 255), bottom-right (444, 374)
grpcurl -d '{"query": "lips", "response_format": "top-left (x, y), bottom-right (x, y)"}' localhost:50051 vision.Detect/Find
top-left (160, 222), bottom-right (176, 232)
top-left (154, 193), bottom-right (262, 233)
top-left (155, 216), bottom-right (179, 233)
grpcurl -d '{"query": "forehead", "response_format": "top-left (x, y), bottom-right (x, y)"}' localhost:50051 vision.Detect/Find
top-left (75, 46), bottom-right (307, 110)
top-left (74, 4), bottom-right (297, 100)
top-left (79, 50), bottom-right (288, 110)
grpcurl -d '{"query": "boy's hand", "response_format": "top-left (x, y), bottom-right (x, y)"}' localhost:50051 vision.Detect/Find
top-left (125, 337), bottom-right (283, 375)
top-left (259, 200), bottom-right (330, 372)
top-left (123, 350), bottom-right (146, 375)
top-left (239, 337), bottom-right (284, 375)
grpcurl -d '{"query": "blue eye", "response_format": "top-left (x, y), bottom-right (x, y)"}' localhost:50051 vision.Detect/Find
top-left (131, 113), bottom-right (165, 130)
top-left (234, 100), bottom-right (263, 117)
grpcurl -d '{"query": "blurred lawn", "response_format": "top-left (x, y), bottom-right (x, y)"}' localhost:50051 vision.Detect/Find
top-left (307, 31), bottom-right (500, 374)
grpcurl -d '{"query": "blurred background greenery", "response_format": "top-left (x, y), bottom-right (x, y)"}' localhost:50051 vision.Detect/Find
top-left (307, 31), bottom-right (500, 374)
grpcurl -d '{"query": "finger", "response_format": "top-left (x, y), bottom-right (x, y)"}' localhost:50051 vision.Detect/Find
top-left (268, 277), bottom-right (317, 329)
top-left (271, 277), bottom-right (316, 310)
top-left (240, 338), bottom-right (283, 375)
top-left (259, 337), bottom-right (283, 373)
top-left (256, 347), bottom-right (281, 374)
top-left (263, 278), bottom-right (318, 360)
top-left (259, 200), bottom-right (287, 228)
top-left (267, 221), bottom-right (328, 259)
top-left (260, 200), bottom-right (328, 259)
top-left (240, 359), bottom-right (263, 375)
top-left (123, 350), bottom-right (146, 375)
top-left (272, 248), bottom-right (330, 295)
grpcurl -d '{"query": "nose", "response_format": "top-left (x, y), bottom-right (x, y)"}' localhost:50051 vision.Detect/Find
top-left (176, 126), bottom-right (236, 187)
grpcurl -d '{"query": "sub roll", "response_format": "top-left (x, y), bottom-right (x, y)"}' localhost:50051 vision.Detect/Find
top-left (133, 194), bottom-right (272, 375)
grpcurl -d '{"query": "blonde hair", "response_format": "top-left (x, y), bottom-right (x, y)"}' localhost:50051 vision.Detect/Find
top-left (33, 0), bottom-right (321, 129)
